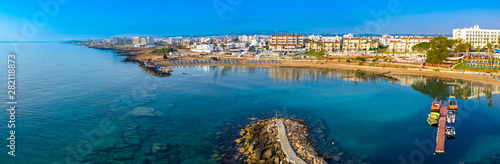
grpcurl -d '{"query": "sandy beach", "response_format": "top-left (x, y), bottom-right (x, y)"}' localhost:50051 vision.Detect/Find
top-left (85, 45), bottom-right (500, 86)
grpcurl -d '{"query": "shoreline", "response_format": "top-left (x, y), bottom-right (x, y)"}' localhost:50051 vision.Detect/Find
top-left (79, 44), bottom-right (500, 86)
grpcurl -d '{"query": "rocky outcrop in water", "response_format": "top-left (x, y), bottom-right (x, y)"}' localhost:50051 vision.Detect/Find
top-left (236, 118), bottom-right (326, 164)
top-left (213, 112), bottom-right (366, 164)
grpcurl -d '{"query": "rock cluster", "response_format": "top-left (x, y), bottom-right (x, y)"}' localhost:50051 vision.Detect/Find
top-left (236, 118), bottom-right (327, 164)
top-left (283, 119), bottom-right (327, 164)
top-left (237, 118), bottom-right (284, 164)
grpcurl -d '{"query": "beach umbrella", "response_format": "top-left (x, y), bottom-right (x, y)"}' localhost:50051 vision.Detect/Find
top-left (279, 61), bottom-right (282, 64)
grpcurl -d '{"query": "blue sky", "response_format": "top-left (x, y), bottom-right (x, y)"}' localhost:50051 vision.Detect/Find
top-left (1, 0), bottom-right (500, 41)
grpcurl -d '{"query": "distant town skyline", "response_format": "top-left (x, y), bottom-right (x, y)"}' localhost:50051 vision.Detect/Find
top-left (1, 0), bottom-right (500, 41)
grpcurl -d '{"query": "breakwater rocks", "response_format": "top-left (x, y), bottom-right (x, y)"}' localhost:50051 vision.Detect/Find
top-left (236, 118), bottom-right (326, 164)
top-left (137, 62), bottom-right (171, 77)
top-left (213, 112), bottom-right (367, 164)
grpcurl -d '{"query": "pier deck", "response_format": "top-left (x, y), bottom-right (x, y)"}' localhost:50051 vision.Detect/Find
top-left (436, 104), bottom-right (448, 154)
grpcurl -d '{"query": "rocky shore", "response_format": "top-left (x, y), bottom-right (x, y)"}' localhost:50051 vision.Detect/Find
top-left (235, 118), bottom-right (327, 164)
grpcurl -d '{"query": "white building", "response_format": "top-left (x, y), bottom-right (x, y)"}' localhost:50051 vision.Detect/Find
top-left (167, 37), bottom-right (183, 44)
top-left (343, 33), bottom-right (354, 39)
top-left (132, 37), bottom-right (153, 46)
top-left (191, 44), bottom-right (214, 53)
top-left (307, 35), bottom-right (323, 42)
top-left (453, 25), bottom-right (500, 48)
top-left (239, 35), bottom-right (260, 42)
top-left (322, 36), bottom-right (342, 42)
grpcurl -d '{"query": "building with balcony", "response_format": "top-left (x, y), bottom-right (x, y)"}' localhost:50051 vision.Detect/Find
top-left (342, 37), bottom-right (378, 52)
top-left (306, 41), bottom-right (342, 52)
top-left (387, 36), bottom-right (432, 52)
top-left (453, 25), bottom-right (500, 48)
top-left (269, 35), bottom-right (305, 52)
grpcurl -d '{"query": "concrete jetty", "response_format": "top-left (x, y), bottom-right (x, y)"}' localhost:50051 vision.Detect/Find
top-left (276, 119), bottom-right (308, 164)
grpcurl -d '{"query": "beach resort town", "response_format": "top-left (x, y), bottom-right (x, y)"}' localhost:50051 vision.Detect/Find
top-left (83, 25), bottom-right (500, 66)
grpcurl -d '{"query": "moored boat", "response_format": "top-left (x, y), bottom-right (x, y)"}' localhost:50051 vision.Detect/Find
top-left (448, 96), bottom-right (458, 111)
top-left (431, 99), bottom-right (442, 112)
top-left (446, 124), bottom-right (456, 139)
top-left (446, 111), bottom-right (455, 124)
top-left (427, 112), bottom-right (440, 126)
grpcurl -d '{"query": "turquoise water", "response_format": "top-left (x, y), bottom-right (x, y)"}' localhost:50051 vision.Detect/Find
top-left (0, 43), bottom-right (499, 164)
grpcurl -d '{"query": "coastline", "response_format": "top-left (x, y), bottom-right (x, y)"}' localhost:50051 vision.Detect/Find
top-left (80, 44), bottom-right (500, 86)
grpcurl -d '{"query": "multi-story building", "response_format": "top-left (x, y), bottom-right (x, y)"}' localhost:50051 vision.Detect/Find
top-left (167, 37), bottom-right (183, 44)
top-left (239, 35), bottom-right (260, 42)
top-left (269, 35), bottom-right (304, 51)
top-left (111, 37), bottom-right (132, 45)
top-left (306, 41), bottom-right (342, 52)
top-left (342, 37), bottom-right (378, 52)
top-left (453, 25), bottom-right (500, 48)
top-left (132, 37), bottom-right (153, 46)
top-left (387, 36), bottom-right (432, 52)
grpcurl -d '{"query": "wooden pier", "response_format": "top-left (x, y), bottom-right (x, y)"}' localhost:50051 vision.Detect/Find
top-left (435, 103), bottom-right (448, 154)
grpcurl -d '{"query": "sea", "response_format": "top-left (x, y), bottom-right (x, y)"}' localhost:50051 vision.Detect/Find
top-left (0, 43), bottom-right (499, 164)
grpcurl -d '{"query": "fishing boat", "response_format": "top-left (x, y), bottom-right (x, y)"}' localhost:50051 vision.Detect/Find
top-left (159, 67), bottom-right (173, 73)
top-left (447, 111), bottom-right (455, 124)
top-left (448, 96), bottom-right (458, 111)
top-left (427, 112), bottom-right (440, 126)
top-left (431, 99), bottom-right (442, 112)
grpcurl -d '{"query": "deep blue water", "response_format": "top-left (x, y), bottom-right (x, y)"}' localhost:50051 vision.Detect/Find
top-left (0, 43), bottom-right (499, 164)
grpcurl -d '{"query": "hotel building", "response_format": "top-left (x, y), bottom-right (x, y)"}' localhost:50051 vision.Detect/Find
top-left (453, 25), bottom-right (500, 48)
top-left (388, 36), bottom-right (432, 52)
top-left (342, 37), bottom-right (378, 52)
top-left (269, 35), bottom-right (304, 51)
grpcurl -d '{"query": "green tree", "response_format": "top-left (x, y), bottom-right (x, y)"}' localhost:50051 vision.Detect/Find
top-left (412, 42), bottom-right (431, 52)
top-left (426, 36), bottom-right (454, 66)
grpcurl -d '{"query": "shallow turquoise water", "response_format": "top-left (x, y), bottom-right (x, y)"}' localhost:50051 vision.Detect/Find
top-left (0, 43), bottom-right (499, 164)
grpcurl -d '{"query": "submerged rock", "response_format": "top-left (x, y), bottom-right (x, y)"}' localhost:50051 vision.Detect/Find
top-left (129, 107), bottom-right (163, 116)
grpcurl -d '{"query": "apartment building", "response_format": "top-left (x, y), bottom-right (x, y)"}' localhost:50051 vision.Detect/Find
top-left (453, 25), bottom-right (500, 48)
top-left (342, 37), bottom-right (378, 52)
top-left (239, 35), bottom-right (260, 42)
top-left (269, 35), bottom-right (304, 51)
top-left (306, 41), bottom-right (342, 52)
top-left (388, 36), bottom-right (432, 52)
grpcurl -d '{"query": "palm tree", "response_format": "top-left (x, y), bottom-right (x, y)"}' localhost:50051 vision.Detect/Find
top-left (477, 45), bottom-right (480, 59)
top-left (486, 42), bottom-right (493, 70)
top-left (465, 42), bottom-right (472, 60)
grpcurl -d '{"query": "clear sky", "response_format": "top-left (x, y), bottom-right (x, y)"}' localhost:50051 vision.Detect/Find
top-left (1, 0), bottom-right (500, 41)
